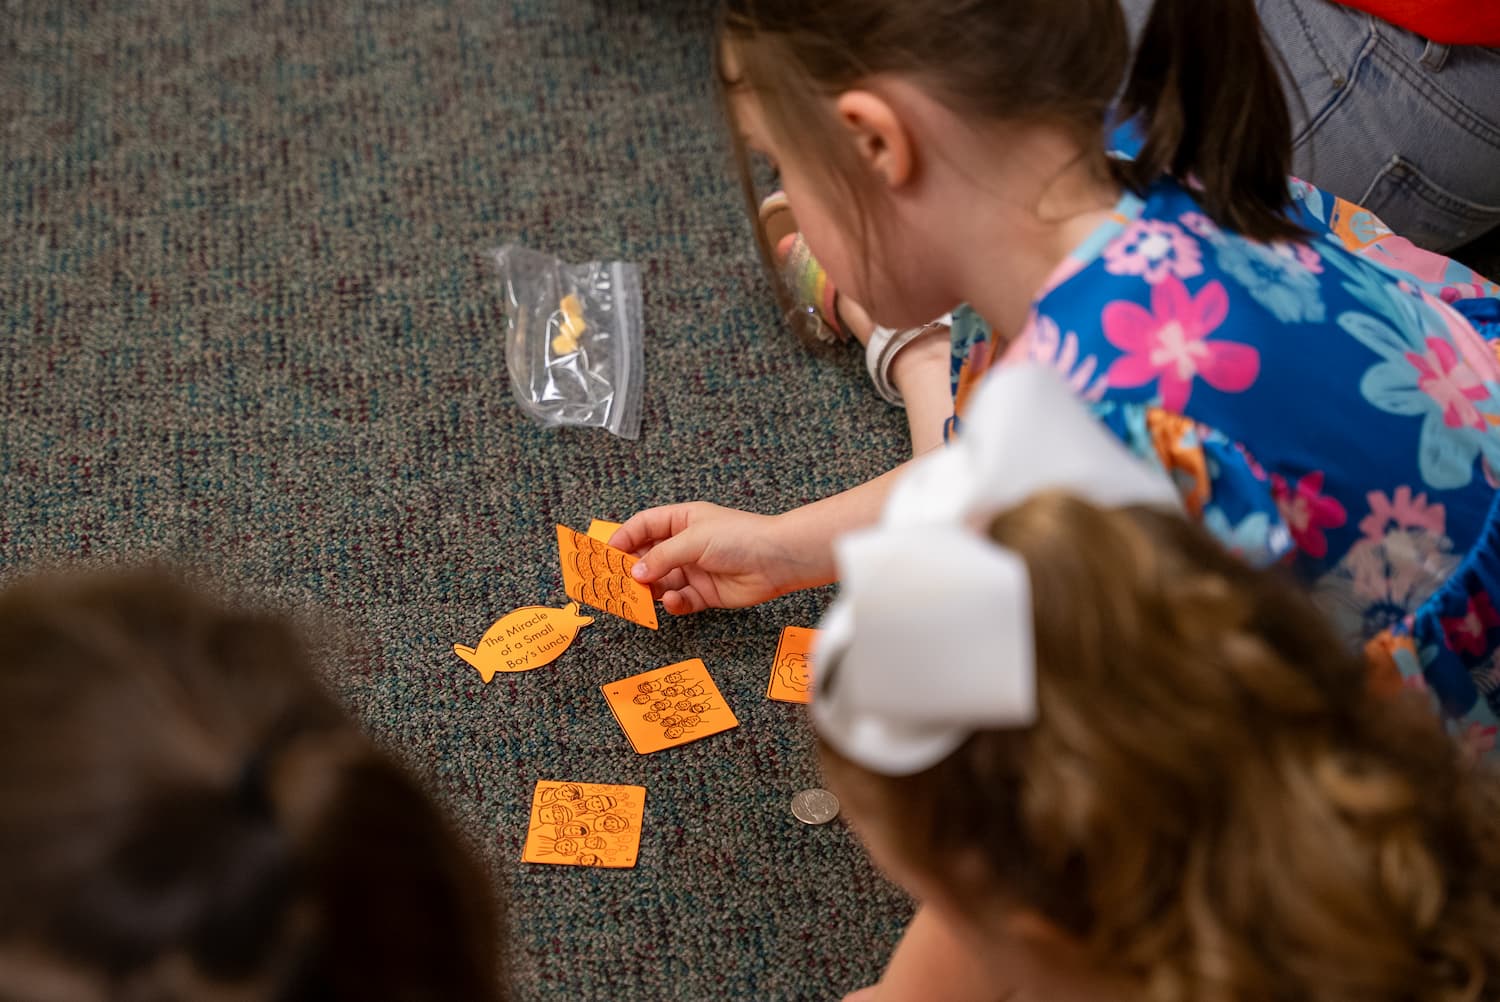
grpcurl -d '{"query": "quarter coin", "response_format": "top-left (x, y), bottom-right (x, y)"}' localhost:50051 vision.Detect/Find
top-left (791, 788), bottom-right (840, 825)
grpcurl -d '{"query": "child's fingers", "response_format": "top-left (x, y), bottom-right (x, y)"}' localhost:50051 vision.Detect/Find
top-left (648, 567), bottom-right (690, 598)
top-left (661, 586), bottom-right (708, 615)
top-left (609, 505), bottom-right (686, 555)
top-left (631, 527), bottom-right (707, 586)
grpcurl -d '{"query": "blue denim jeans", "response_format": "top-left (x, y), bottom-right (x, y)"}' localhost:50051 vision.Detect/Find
top-left (1122, 0), bottom-right (1500, 251)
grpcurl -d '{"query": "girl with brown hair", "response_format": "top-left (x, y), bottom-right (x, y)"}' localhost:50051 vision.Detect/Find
top-left (811, 364), bottom-right (1500, 1001)
top-left (0, 568), bottom-right (505, 1002)
top-left (613, 0), bottom-right (1500, 745)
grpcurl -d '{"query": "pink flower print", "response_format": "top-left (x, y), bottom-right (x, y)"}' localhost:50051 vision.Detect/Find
top-left (1407, 337), bottom-right (1489, 430)
top-left (1358, 487), bottom-right (1446, 541)
top-left (1423, 289), bottom-right (1500, 384)
top-left (1179, 211), bottom-right (1219, 240)
top-left (1270, 470), bottom-right (1348, 559)
top-left (1103, 278), bottom-right (1258, 411)
top-left (1441, 592), bottom-right (1500, 657)
top-left (1021, 316), bottom-right (1109, 402)
top-left (1271, 240), bottom-right (1323, 275)
top-left (1459, 722), bottom-right (1499, 764)
top-left (1104, 220), bottom-right (1203, 285)
top-left (1362, 232), bottom-right (1453, 287)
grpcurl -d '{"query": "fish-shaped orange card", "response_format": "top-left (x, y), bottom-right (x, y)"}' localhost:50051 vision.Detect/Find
top-left (766, 626), bottom-right (817, 704)
top-left (453, 602), bottom-right (594, 682)
top-left (602, 658), bottom-right (739, 754)
top-left (521, 780), bottom-right (645, 869)
top-left (556, 524), bottom-right (658, 630)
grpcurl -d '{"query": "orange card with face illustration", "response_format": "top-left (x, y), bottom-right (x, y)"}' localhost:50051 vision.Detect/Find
top-left (521, 780), bottom-right (646, 869)
top-left (767, 626), bottom-right (817, 704)
top-left (555, 524), bottom-right (658, 630)
top-left (602, 658), bottom-right (739, 754)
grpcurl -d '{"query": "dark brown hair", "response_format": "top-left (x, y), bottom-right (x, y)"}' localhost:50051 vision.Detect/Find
top-left (719, 0), bottom-right (1302, 315)
top-left (822, 494), bottom-right (1500, 1001)
top-left (0, 568), bottom-right (505, 1001)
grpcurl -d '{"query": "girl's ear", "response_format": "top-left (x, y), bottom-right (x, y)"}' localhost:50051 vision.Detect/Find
top-left (834, 89), bottom-right (913, 189)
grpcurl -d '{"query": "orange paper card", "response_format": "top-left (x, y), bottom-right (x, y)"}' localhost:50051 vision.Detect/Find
top-left (767, 626), bottom-right (817, 704)
top-left (556, 524), bottom-right (658, 630)
top-left (521, 780), bottom-right (645, 868)
top-left (453, 602), bottom-right (594, 682)
top-left (586, 519), bottom-right (623, 543)
top-left (602, 658), bottom-right (739, 754)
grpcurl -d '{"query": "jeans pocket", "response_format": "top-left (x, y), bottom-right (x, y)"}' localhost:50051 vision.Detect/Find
top-left (1359, 156), bottom-right (1500, 252)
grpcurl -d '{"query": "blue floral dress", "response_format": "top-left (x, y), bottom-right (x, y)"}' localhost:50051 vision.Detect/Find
top-left (949, 177), bottom-right (1500, 759)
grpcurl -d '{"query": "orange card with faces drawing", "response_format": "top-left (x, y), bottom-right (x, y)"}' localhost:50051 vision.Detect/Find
top-left (521, 780), bottom-right (646, 869)
top-left (555, 524), bottom-right (658, 630)
top-left (766, 626), bottom-right (817, 704)
top-left (602, 658), bottom-right (739, 754)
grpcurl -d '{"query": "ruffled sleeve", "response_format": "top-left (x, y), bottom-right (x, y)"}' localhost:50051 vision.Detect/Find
top-left (1092, 401), bottom-right (1296, 568)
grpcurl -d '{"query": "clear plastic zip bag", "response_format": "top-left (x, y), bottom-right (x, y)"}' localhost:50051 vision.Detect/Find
top-left (492, 245), bottom-right (645, 440)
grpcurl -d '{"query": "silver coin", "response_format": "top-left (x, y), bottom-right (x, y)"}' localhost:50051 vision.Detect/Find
top-left (790, 788), bottom-right (840, 825)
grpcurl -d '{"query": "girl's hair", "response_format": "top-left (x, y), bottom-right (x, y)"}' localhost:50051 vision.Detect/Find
top-left (0, 568), bottom-right (505, 1001)
top-left (822, 494), bottom-right (1500, 1002)
top-left (719, 0), bottom-right (1301, 325)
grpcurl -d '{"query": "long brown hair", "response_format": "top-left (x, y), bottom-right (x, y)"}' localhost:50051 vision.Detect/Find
top-left (0, 568), bottom-right (505, 1001)
top-left (719, 0), bottom-right (1302, 321)
top-left (822, 494), bottom-right (1500, 1001)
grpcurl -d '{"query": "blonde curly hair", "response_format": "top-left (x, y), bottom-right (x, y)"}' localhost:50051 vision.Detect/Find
top-left (822, 493), bottom-right (1500, 1002)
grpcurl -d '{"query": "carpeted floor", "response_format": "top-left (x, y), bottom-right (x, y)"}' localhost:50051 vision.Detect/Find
top-left (0, 1), bottom-right (915, 999)
top-left (7, 4), bottom-right (1500, 1001)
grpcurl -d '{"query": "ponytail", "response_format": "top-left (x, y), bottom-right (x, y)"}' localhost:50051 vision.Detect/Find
top-left (1117, 0), bottom-right (1304, 242)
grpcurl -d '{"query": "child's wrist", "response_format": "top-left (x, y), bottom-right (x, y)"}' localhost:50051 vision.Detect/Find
top-left (887, 325), bottom-right (950, 396)
top-left (768, 509), bottom-right (838, 595)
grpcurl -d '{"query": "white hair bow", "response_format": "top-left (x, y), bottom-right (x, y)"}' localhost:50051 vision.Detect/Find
top-left (812, 364), bottom-right (1182, 776)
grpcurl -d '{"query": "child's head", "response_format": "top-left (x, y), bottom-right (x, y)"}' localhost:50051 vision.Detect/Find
top-left (718, 0), bottom-right (1300, 328)
top-left (0, 568), bottom-right (504, 1001)
top-left (819, 494), bottom-right (1500, 1001)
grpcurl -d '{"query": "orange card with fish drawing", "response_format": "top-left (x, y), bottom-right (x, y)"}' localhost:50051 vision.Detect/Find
top-left (602, 658), bottom-right (739, 754)
top-left (767, 626), bottom-right (817, 704)
top-left (555, 524), bottom-right (658, 630)
top-left (521, 780), bottom-right (646, 869)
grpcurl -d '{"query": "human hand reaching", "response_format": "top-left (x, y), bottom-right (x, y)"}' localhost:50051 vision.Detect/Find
top-left (610, 503), bottom-right (820, 615)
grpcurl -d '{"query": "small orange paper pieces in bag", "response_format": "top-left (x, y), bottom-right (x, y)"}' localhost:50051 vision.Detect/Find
top-left (551, 293), bottom-right (587, 355)
top-left (521, 780), bottom-right (645, 868)
top-left (603, 658), bottom-right (739, 754)
top-left (586, 518), bottom-right (623, 543)
top-left (766, 626), bottom-right (817, 704)
top-left (556, 524), bottom-right (658, 629)
top-left (453, 602), bottom-right (595, 682)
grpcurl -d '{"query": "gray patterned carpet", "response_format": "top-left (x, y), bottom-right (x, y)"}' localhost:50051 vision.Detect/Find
top-left (1, 1), bottom-right (913, 999)
top-left (6, 3), bottom-right (1500, 1000)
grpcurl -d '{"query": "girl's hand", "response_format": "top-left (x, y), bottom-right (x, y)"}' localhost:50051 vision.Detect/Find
top-left (610, 503), bottom-right (809, 615)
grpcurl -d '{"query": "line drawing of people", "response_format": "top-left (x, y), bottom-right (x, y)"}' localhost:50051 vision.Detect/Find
top-left (535, 803), bottom-right (574, 827)
top-left (775, 651), bottom-right (813, 694)
top-left (539, 783), bottom-right (584, 805)
top-left (597, 814), bottom-right (630, 835)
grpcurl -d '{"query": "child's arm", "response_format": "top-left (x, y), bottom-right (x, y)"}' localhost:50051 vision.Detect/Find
top-left (850, 904), bottom-right (1010, 1002)
top-left (888, 326), bottom-right (954, 457)
top-left (611, 463), bottom-right (915, 615)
